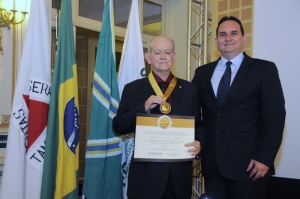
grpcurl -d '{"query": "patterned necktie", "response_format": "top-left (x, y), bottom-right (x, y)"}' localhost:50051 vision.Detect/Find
top-left (217, 61), bottom-right (232, 107)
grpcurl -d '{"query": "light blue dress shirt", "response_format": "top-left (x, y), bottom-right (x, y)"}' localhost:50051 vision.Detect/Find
top-left (211, 52), bottom-right (244, 96)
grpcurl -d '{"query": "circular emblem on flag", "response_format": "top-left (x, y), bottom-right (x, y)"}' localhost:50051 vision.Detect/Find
top-left (140, 68), bottom-right (146, 77)
top-left (64, 98), bottom-right (79, 154)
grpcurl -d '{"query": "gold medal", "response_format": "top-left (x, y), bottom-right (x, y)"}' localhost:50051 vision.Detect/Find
top-left (148, 72), bottom-right (177, 115)
top-left (160, 102), bottom-right (171, 114)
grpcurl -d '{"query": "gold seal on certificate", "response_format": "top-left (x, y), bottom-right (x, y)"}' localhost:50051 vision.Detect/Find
top-left (160, 102), bottom-right (171, 114)
top-left (157, 115), bottom-right (172, 129)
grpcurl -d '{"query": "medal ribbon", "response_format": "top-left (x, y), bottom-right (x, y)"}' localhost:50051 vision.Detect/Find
top-left (148, 72), bottom-right (177, 100)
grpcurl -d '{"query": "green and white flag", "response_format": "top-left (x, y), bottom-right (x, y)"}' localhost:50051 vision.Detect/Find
top-left (82, 0), bottom-right (123, 198)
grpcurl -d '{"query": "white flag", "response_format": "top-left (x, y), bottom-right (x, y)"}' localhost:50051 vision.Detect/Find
top-left (118, 0), bottom-right (146, 97)
top-left (117, 0), bottom-right (145, 198)
top-left (0, 0), bottom-right (51, 198)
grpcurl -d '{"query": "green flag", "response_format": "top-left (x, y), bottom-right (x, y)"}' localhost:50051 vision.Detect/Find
top-left (82, 0), bottom-right (123, 198)
top-left (40, 0), bottom-right (79, 198)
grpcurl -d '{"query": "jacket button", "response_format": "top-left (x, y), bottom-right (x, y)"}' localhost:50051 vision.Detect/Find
top-left (217, 113), bottom-right (221, 116)
top-left (216, 131), bottom-right (220, 134)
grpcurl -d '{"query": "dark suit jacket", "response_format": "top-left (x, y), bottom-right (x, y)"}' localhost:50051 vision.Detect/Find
top-left (192, 53), bottom-right (286, 180)
top-left (113, 76), bottom-right (205, 199)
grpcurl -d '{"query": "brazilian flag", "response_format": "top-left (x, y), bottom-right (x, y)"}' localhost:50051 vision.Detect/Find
top-left (40, 0), bottom-right (79, 198)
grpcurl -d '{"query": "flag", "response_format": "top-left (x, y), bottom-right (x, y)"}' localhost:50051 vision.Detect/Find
top-left (117, 0), bottom-right (146, 197)
top-left (117, 0), bottom-right (146, 96)
top-left (40, 0), bottom-right (79, 198)
top-left (0, 0), bottom-right (51, 198)
top-left (82, 0), bottom-right (123, 198)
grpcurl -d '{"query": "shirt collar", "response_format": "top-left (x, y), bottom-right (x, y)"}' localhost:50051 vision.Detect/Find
top-left (220, 52), bottom-right (244, 68)
top-left (152, 72), bottom-right (173, 83)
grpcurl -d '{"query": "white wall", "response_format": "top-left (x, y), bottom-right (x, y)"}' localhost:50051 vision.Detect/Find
top-left (165, 0), bottom-right (189, 80)
top-left (253, 0), bottom-right (300, 179)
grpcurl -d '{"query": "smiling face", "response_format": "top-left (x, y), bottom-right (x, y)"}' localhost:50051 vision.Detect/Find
top-left (215, 20), bottom-right (247, 60)
top-left (145, 36), bottom-right (176, 75)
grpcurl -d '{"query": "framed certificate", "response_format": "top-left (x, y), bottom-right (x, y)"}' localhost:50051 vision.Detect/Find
top-left (134, 113), bottom-right (195, 162)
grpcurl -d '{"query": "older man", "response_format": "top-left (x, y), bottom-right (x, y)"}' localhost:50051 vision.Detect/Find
top-left (113, 35), bottom-right (205, 199)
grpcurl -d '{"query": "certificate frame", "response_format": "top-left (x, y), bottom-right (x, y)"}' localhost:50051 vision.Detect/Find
top-left (134, 113), bottom-right (195, 162)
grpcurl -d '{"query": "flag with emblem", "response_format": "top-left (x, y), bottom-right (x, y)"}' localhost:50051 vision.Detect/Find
top-left (117, 0), bottom-right (145, 197)
top-left (82, 0), bottom-right (122, 198)
top-left (0, 0), bottom-right (51, 198)
top-left (40, 0), bottom-right (79, 198)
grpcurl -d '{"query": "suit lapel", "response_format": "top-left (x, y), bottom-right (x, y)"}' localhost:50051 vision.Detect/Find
top-left (206, 60), bottom-right (220, 107)
top-left (171, 79), bottom-right (184, 115)
top-left (142, 78), bottom-right (161, 114)
top-left (222, 53), bottom-right (253, 106)
top-left (143, 78), bottom-right (155, 98)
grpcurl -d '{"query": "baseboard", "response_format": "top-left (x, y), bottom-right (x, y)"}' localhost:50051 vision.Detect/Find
top-left (267, 176), bottom-right (300, 199)
top-left (79, 176), bottom-right (300, 198)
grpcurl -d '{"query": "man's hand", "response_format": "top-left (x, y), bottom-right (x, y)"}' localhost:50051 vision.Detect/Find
top-left (145, 95), bottom-right (165, 112)
top-left (247, 159), bottom-right (269, 181)
top-left (185, 141), bottom-right (201, 156)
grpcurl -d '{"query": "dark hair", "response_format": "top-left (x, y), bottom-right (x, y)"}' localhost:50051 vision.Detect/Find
top-left (216, 16), bottom-right (244, 36)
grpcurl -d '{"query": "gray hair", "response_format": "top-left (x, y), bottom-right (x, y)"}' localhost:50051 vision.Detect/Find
top-left (147, 35), bottom-right (175, 52)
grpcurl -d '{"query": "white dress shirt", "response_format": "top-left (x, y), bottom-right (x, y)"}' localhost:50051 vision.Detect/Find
top-left (211, 52), bottom-right (244, 96)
